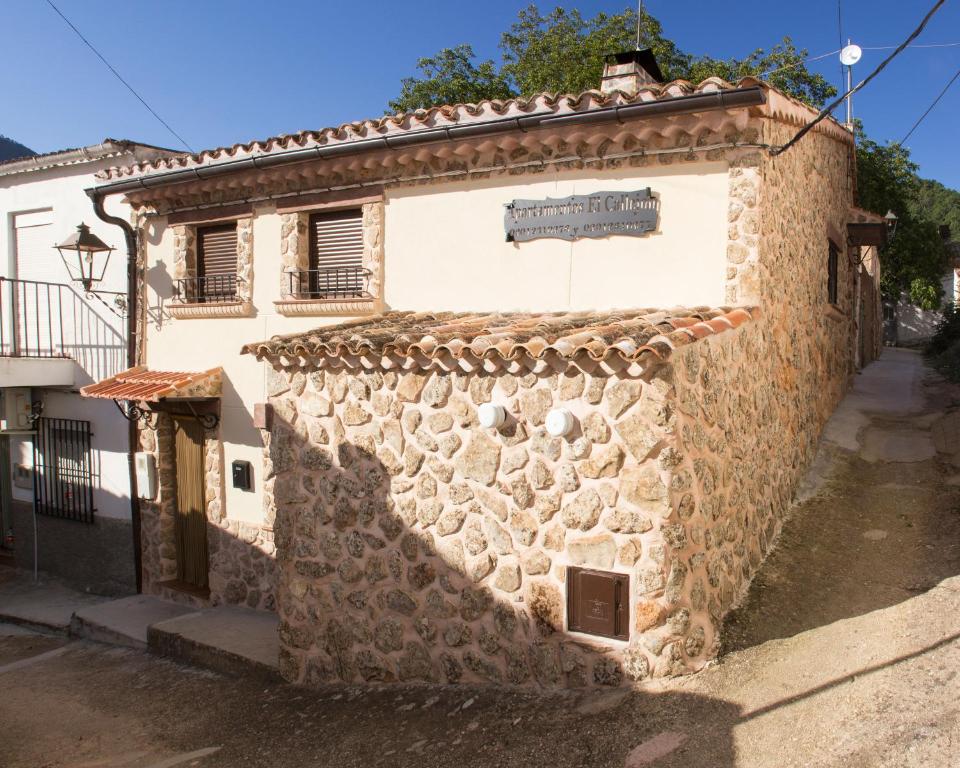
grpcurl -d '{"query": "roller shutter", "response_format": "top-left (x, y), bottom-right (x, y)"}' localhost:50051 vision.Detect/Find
top-left (197, 224), bottom-right (238, 301)
top-left (307, 210), bottom-right (364, 297)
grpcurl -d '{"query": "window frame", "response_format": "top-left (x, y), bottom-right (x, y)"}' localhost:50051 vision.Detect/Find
top-left (827, 239), bottom-right (840, 306)
top-left (192, 222), bottom-right (239, 304)
top-left (293, 208), bottom-right (368, 300)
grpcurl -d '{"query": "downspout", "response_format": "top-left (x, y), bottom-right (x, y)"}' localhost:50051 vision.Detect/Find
top-left (86, 189), bottom-right (143, 594)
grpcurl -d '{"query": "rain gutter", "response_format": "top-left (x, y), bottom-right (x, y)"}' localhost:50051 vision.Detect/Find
top-left (87, 86), bottom-right (767, 198)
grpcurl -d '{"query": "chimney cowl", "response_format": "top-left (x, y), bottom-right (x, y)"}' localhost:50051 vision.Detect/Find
top-left (601, 49), bottom-right (664, 97)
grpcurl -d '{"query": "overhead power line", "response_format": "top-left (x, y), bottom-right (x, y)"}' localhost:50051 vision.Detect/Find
top-left (864, 42), bottom-right (960, 50)
top-left (43, 0), bottom-right (194, 153)
top-left (899, 65), bottom-right (960, 145)
top-left (771, 0), bottom-right (948, 156)
top-left (758, 42), bottom-right (960, 81)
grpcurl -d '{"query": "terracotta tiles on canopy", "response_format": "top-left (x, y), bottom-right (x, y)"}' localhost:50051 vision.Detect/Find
top-left (80, 365), bottom-right (223, 402)
top-left (241, 307), bottom-right (758, 376)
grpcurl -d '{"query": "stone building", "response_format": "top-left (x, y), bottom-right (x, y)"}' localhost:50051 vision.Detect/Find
top-left (82, 52), bottom-right (883, 687)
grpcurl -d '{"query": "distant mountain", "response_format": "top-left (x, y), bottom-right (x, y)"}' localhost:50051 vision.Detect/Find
top-left (0, 135), bottom-right (36, 162)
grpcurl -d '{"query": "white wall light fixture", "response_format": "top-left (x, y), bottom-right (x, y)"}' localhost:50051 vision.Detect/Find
top-left (477, 403), bottom-right (507, 429)
top-left (545, 407), bottom-right (575, 437)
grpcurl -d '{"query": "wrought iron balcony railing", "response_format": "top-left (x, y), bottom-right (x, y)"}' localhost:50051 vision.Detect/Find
top-left (287, 266), bottom-right (370, 300)
top-left (0, 277), bottom-right (126, 380)
top-left (173, 274), bottom-right (238, 304)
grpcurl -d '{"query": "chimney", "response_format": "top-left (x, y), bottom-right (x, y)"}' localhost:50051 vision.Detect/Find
top-left (601, 49), bottom-right (665, 97)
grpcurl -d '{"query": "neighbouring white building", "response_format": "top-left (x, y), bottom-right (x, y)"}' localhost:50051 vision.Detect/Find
top-left (0, 139), bottom-right (177, 593)
top-left (890, 237), bottom-right (960, 345)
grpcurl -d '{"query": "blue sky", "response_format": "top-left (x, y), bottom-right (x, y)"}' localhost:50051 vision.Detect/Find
top-left (3, 0), bottom-right (959, 189)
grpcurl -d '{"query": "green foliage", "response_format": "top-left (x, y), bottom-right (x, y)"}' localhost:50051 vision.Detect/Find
top-left (684, 38), bottom-right (836, 108)
top-left (855, 128), bottom-right (948, 310)
top-left (499, 5), bottom-right (687, 98)
top-left (926, 303), bottom-right (960, 382)
top-left (909, 177), bottom-right (960, 239)
top-left (387, 4), bottom-right (836, 113)
top-left (929, 301), bottom-right (960, 356)
top-left (388, 45), bottom-right (513, 114)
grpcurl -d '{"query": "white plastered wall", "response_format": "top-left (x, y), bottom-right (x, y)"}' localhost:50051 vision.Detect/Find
top-left (143, 161), bottom-right (729, 526)
top-left (383, 161), bottom-right (729, 311)
top-left (0, 159), bottom-right (133, 519)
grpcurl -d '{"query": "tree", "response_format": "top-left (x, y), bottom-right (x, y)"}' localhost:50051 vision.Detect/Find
top-left (498, 5), bottom-right (688, 98)
top-left (856, 130), bottom-right (948, 309)
top-left (909, 177), bottom-right (960, 239)
top-left (387, 4), bottom-right (836, 113)
top-left (683, 38), bottom-right (836, 108)
top-left (388, 45), bottom-right (513, 114)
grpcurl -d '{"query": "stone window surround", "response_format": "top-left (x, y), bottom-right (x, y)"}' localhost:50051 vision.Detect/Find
top-left (169, 216), bottom-right (254, 319)
top-left (275, 196), bottom-right (384, 317)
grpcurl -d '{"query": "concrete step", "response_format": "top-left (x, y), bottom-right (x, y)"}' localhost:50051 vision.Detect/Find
top-left (71, 595), bottom-right (198, 649)
top-left (148, 605), bottom-right (280, 682)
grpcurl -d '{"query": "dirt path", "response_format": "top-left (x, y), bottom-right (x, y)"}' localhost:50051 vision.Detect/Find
top-left (1, 349), bottom-right (958, 768)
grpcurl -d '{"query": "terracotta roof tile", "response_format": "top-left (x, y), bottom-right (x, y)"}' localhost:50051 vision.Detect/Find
top-left (241, 307), bottom-right (759, 377)
top-left (98, 77), bottom-right (765, 182)
top-left (80, 366), bottom-right (222, 402)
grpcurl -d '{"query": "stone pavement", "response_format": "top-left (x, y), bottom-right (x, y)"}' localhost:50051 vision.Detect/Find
top-left (0, 569), bottom-right (279, 678)
top-left (1, 349), bottom-right (958, 767)
top-left (0, 568), bottom-right (108, 632)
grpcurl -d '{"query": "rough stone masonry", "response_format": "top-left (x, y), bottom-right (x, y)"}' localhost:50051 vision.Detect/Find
top-left (260, 310), bottom-right (788, 689)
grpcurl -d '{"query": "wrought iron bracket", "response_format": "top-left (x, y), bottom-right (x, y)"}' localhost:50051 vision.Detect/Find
top-left (185, 400), bottom-right (220, 431)
top-left (113, 400), bottom-right (158, 430)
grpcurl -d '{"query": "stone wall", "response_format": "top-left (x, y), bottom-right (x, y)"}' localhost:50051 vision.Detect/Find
top-left (137, 413), bottom-right (277, 610)
top-left (666, 120), bottom-right (859, 629)
top-left (266, 361), bottom-right (722, 687)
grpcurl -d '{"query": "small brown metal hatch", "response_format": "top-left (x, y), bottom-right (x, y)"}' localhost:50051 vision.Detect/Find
top-left (567, 566), bottom-right (629, 640)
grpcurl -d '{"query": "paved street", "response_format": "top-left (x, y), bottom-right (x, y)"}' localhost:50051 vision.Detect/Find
top-left (2, 349), bottom-right (959, 768)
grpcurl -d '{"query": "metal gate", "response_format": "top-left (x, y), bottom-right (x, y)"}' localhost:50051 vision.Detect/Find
top-left (33, 417), bottom-right (96, 524)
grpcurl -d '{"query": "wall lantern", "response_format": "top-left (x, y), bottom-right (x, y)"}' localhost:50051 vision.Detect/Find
top-left (545, 407), bottom-right (575, 437)
top-left (884, 210), bottom-right (899, 240)
top-left (478, 403), bottom-right (506, 429)
top-left (55, 222), bottom-right (114, 292)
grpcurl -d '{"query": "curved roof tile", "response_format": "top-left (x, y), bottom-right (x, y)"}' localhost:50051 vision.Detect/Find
top-left (241, 307), bottom-right (759, 376)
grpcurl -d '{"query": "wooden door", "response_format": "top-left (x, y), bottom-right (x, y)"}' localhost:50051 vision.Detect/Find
top-left (173, 416), bottom-right (208, 588)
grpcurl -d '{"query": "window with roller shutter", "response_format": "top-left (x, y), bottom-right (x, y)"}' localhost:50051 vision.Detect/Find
top-left (193, 223), bottom-right (238, 303)
top-left (296, 210), bottom-right (367, 299)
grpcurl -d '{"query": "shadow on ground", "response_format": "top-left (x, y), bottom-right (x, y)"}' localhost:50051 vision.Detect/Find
top-left (721, 355), bottom-right (960, 654)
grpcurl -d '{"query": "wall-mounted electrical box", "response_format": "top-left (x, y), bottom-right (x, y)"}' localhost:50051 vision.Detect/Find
top-left (566, 566), bottom-right (630, 641)
top-left (232, 460), bottom-right (252, 491)
top-left (135, 452), bottom-right (157, 500)
top-left (0, 389), bottom-right (34, 434)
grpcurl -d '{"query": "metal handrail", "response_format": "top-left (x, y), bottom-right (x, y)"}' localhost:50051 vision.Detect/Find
top-left (0, 276), bottom-right (125, 361)
top-left (173, 274), bottom-right (238, 304)
top-left (288, 266), bottom-right (371, 300)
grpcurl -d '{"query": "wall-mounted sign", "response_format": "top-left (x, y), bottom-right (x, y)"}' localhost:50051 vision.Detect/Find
top-left (504, 188), bottom-right (659, 242)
